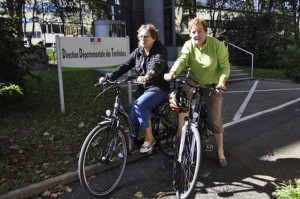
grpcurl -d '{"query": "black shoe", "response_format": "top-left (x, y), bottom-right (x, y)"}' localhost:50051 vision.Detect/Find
top-left (218, 158), bottom-right (228, 168)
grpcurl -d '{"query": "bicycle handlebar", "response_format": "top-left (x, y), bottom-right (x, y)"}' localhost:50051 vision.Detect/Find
top-left (95, 76), bottom-right (137, 87)
top-left (172, 78), bottom-right (227, 92)
top-left (93, 76), bottom-right (141, 102)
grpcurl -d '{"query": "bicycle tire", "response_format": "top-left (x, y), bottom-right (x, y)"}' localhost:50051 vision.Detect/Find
top-left (173, 127), bottom-right (202, 199)
top-left (78, 124), bottom-right (128, 196)
top-left (157, 104), bottom-right (177, 157)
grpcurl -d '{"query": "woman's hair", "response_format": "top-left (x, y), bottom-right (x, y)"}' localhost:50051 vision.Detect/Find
top-left (137, 23), bottom-right (159, 40)
top-left (137, 24), bottom-right (161, 46)
top-left (188, 17), bottom-right (208, 33)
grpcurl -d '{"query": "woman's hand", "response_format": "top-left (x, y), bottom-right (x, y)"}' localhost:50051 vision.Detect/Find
top-left (136, 75), bottom-right (149, 84)
top-left (164, 71), bottom-right (176, 82)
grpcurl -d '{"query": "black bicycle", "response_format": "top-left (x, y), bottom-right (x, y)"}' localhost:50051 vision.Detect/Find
top-left (172, 79), bottom-right (217, 199)
top-left (78, 76), bottom-right (177, 197)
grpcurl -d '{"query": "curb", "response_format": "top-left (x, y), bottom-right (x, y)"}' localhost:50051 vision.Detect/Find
top-left (0, 152), bottom-right (150, 199)
top-left (0, 171), bottom-right (78, 199)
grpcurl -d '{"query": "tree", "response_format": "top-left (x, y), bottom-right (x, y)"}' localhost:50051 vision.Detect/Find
top-left (289, 0), bottom-right (300, 44)
top-left (3, 0), bottom-right (25, 38)
top-left (175, 0), bottom-right (184, 34)
top-left (0, 17), bottom-right (31, 87)
top-left (222, 12), bottom-right (294, 68)
top-left (207, 0), bottom-right (227, 37)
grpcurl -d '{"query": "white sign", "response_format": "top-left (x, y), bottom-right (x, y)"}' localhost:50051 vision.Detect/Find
top-left (56, 36), bottom-right (130, 113)
top-left (58, 37), bottom-right (129, 69)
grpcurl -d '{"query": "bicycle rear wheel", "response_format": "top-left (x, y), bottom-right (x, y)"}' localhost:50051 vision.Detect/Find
top-left (78, 124), bottom-right (128, 196)
top-left (157, 104), bottom-right (177, 157)
top-left (173, 128), bottom-right (202, 199)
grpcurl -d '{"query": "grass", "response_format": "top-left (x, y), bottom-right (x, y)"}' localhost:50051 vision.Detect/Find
top-left (0, 69), bottom-right (130, 195)
top-left (239, 66), bottom-right (289, 80)
top-left (0, 66), bottom-right (289, 195)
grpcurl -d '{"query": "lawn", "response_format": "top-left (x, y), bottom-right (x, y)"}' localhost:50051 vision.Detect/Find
top-left (239, 66), bottom-right (289, 80)
top-left (0, 69), bottom-right (130, 195)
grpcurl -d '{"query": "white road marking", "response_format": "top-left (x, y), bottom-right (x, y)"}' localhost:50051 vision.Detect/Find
top-left (226, 88), bottom-right (300, 94)
top-left (224, 98), bottom-right (300, 128)
top-left (232, 80), bottom-right (259, 121)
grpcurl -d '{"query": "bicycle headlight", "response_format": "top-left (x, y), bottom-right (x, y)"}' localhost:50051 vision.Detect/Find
top-left (106, 109), bottom-right (112, 117)
top-left (192, 112), bottom-right (198, 121)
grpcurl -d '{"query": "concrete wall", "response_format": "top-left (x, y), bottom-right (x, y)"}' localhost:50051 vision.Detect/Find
top-left (133, 0), bottom-right (179, 60)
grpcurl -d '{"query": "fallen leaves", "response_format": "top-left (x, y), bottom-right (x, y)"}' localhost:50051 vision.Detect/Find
top-left (78, 122), bottom-right (85, 128)
top-left (134, 191), bottom-right (144, 198)
top-left (42, 185), bottom-right (73, 198)
top-left (157, 191), bottom-right (166, 198)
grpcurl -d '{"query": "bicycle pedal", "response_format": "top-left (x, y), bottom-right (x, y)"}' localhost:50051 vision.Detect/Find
top-left (204, 130), bottom-right (213, 137)
top-left (204, 144), bottom-right (214, 152)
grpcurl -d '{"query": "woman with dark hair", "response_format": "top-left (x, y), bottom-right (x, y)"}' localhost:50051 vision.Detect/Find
top-left (99, 24), bottom-right (170, 154)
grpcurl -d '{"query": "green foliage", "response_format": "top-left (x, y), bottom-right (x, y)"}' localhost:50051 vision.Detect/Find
top-left (222, 12), bottom-right (294, 68)
top-left (272, 179), bottom-right (300, 199)
top-left (0, 17), bottom-right (33, 88)
top-left (46, 48), bottom-right (57, 65)
top-left (176, 33), bottom-right (190, 46)
top-left (0, 83), bottom-right (23, 95)
top-left (281, 45), bottom-right (300, 82)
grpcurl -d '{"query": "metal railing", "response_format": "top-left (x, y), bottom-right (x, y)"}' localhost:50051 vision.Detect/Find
top-left (226, 42), bottom-right (254, 78)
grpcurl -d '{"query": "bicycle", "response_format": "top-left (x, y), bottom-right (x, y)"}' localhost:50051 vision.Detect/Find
top-left (171, 79), bottom-right (219, 199)
top-left (78, 76), bottom-right (177, 197)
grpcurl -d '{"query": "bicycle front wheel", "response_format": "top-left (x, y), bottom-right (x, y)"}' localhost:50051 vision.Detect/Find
top-left (173, 128), bottom-right (202, 199)
top-left (78, 124), bottom-right (128, 197)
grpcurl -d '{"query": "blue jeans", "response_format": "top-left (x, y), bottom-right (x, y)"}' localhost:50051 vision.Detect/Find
top-left (129, 89), bottom-right (168, 138)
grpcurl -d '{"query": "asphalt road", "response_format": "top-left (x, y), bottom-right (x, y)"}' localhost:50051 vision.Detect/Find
top-left (25, 78), bottom-right (300, 199)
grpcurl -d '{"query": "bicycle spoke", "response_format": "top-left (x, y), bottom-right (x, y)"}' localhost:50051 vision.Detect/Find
top-left (78, 125), bottom-right (127, 196)
top-left (173, 130), bottom-right (201, 199)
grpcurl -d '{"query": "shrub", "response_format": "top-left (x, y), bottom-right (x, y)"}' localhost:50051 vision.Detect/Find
top-left (0, 17), bottom-right (41, 89)
top-left (0, 83), bottom-right (23, 95)
top-left (272, 179), bottom-right (300, 199)
top-left (282, 45), bottom-right (300, 82)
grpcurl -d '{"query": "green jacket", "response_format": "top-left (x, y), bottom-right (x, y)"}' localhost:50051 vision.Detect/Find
top-left (170, 36), bottom-right (230, 84)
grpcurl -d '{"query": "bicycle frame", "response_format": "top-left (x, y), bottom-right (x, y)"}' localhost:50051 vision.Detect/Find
top-left (177, 83), bottom-right (203, 163)
top-left (97, 80), bottom-right (136, 137)
top-left (96, 77), bottom-right (176, 150)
